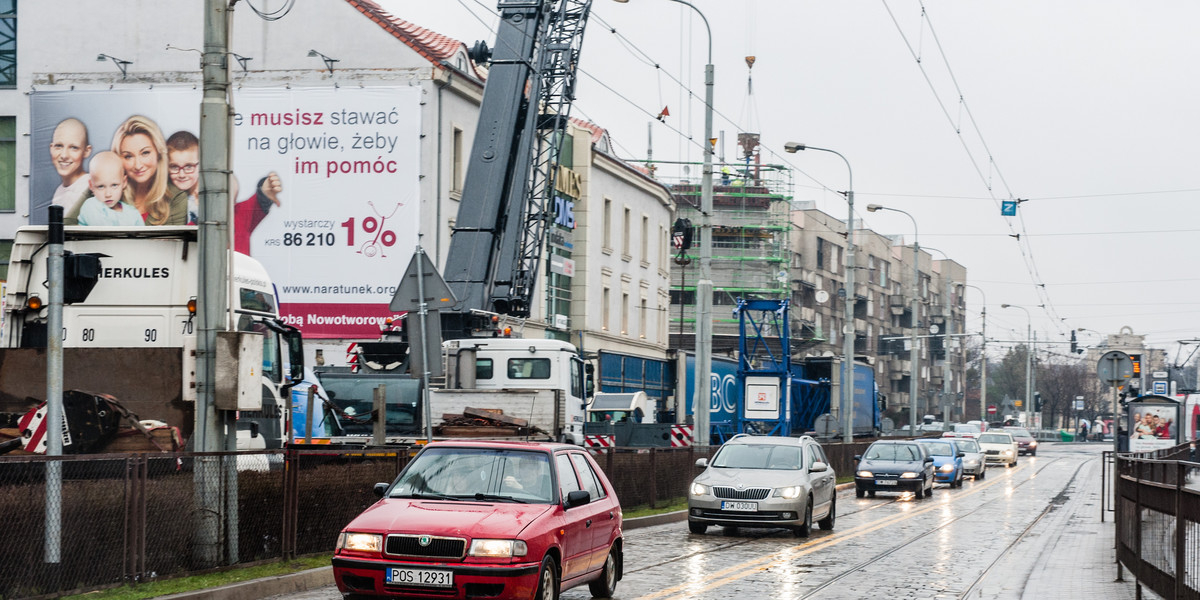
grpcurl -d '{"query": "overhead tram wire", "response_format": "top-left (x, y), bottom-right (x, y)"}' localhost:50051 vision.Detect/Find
top-left (245, 0), bottom-right (296, 21)
top-left (881, 0), bottom-right (1067, 336)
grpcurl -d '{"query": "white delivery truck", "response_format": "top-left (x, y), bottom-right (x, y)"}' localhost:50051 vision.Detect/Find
top-left (0, 226), bottom-right (303, 453)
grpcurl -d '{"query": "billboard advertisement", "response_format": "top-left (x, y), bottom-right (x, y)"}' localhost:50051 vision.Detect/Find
top-left (30, 87), bottom-right (420, 338)
top-left (1127, 398), bottom-right (1180, 452)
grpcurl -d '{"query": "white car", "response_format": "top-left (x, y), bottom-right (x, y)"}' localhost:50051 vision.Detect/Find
top-left (977, 431), bottom-right (1018, 468)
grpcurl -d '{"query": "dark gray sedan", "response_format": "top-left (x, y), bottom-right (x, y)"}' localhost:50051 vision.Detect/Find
top-left (854, 440), bottom-right (936, 499)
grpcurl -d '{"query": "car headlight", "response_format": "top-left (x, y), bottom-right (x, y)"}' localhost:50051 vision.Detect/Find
top-left (900, 472), bottom-right (919, 479)
top-left (691, 482), bottom-right (710, 496)
top-left (857, 470), bottom-right (873, 478)
top-left (337, 532), bottom-right (382, 553)
top-left (1004, 449), bottom-right (1014, 455)
top-left (468, 539), bottom-right (528, 558)
top-left (939, 464), bottom-right (955, 473)
top-left (1029, 441), bottom-right (1038, 447)
top-left (775, 486), bottom-right (802, 499)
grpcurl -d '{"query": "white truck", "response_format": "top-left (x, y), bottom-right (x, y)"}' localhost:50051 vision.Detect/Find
top-left (586, 391), bottom-right (656, 424)
top-left (432, 337), bottom-right (588, 444)
top-left (0, 226), bottom-right (303, 453)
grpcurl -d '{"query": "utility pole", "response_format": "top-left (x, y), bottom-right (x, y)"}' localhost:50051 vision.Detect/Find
top-left (195, 0), bottom-right (233, 568)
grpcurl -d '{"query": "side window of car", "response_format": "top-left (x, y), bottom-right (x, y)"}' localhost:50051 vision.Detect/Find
top-left (802, 445), bottom-right (815, 469)
top-left (556, 454), bottom-right (582, 498)
top-left (568, 453), bottom-right (606, 500)
top-left (810, 443), bottom-right (828, 465)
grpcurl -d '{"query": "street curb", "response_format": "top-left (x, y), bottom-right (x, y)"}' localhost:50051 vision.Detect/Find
top-left (624, 509), bottom-right (687, 529)
top-left (152, 566), bottom-right (334, 600)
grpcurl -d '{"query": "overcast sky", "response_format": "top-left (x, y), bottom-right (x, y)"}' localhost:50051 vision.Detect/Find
top-left (377, 0), bottom-right (1200, 363)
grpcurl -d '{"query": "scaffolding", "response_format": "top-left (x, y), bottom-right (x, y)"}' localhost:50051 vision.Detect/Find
top-left (660, 159), bottom-right (793, 352)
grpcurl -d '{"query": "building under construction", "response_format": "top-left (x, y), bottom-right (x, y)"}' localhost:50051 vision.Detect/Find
top-left (662, 134), bottom-right (793, 355)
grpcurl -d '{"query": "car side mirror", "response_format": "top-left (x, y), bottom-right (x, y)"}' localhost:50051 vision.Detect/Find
top-left (695, 458), bottom-right (709, 469)
top-left (957, 451), bottom-right (966, 458)
top-left (373, 482), bottom-right (389, 498)
top-left (853, 454), bottom-right (862, 461)
top-left (809, 461), bottom-right (829, 473)
top-left (249, 421), bottom-right (260, 438)
top-left (924, 457), bottom-right (934, 464)
top-left (565, 489), bottom-right (591, 509)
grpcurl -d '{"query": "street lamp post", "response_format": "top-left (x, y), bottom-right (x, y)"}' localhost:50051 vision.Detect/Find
top-left (964, 284), bottom-right (987, 423)
top-left (788, 143), bottom-right (854, 444)
top-left (617, 0), bottom-right (714, 446)
top-left (1001, 304), bottom-right (1032, 426)
top-left (866, 204), bottom-right (919, 434)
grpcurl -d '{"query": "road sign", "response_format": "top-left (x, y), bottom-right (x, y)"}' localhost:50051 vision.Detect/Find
top-left (1152, 371), bottom-right (1169, 379)
top-left (1001, 200), bottom-right (1017, 216)
top-left (1097, 350), bottom-right (1134, 384)
top-left (1073, 399), bottom-right (1085, 411)
top-left (1153, 381), bottom-right (1168, 395)
top-left (389, 248), bottom-right (458, 312)
top-left (987, 405), bottom-right (997, 414)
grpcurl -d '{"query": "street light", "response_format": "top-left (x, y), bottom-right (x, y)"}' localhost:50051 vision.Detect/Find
top-left (1001, 304), bottom-right (1033, 427)
top-left (964, 284), bottom-right (987, 424)
top-left (616, 0), bottom-right (713, 447)
top-left (866, 203), bottom-right (919, 435)
top-left (789, 142), bottom-right (854, 444)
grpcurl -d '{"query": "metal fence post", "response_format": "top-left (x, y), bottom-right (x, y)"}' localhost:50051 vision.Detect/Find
top-left (282, 449), bottom-right (299, 560)
top-left (1175, 461), bottom-right (1183, 600)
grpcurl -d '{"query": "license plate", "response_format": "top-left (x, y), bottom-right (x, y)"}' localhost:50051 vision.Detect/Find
top-left (385, 567), bottom-right (453, 588)
top-left (721, 501), bottom-right (758, 512)
top-left (876, 480), bottom-right (898, 486)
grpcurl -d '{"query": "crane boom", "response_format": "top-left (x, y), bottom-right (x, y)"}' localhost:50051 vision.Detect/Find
top-left (442, 0), bottom-right (593, 337)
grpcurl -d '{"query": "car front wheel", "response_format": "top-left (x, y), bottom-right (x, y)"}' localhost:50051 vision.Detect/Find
top-left (818, 496), bottom-right (836, 530)
top-left (793, 498), bottom-right (812, 537)
top-left (534, 555), bottom-right (559, 600)
top-left (688, 520), bottom-right (707, 535)
top-left (588, 545), bottom-right (619, 598)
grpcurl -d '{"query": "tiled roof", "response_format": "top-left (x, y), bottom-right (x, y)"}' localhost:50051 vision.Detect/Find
top-left (569, 116), bottom-right (607, 144)
top-left (345, 0), bottom-right (483, 79)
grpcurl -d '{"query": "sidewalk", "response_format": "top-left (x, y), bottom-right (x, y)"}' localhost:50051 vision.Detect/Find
top-left (980, 445), bottom-right (1151, 600)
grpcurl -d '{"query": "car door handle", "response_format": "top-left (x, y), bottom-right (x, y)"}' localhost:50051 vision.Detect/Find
top-left (585, 519), bottom-right (592, 528)
top-left (608, 511), bottom-right (615, 519)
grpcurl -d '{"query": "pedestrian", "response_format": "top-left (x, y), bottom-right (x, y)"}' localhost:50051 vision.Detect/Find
top-left (1078, 419), bottom-right (1089, 443)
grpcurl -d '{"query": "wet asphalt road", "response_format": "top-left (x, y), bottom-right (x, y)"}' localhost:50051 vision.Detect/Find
top-left (268, 443), bottom-right (1105, 600)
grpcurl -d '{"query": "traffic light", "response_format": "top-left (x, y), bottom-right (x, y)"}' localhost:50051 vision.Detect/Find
top-left (1034, 392), bottom-right (1042, 412)
top-left (1070, 331), bottom-right (1077, 354)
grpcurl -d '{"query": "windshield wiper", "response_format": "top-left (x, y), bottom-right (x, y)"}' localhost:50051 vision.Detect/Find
top-left (473, 493), bottom-right (528, 503)
top-left (396, 492), bottom-right (461, 501)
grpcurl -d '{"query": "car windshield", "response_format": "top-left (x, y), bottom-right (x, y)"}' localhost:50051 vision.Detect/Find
top-left (863, 444), bottom-right (921, 461)
top-left (979, 434), bottom-right (1011, 444)
top-left (953, 424), bottom-right (980, 433)
top-left (920, 442), bottom-right (954, 457)
top-left (712, 444), bottom-right (801, 470)
top-left (389, 448), bottom-right (554, 503)
top-left (1007, 428), bottom-right (1032, 437)
top-left (957, 440), bottom-right (980, 453)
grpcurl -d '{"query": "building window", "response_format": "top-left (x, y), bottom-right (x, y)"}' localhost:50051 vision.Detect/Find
top-left (641, 215), bottom-right (649, 265)
top-left (621, 292), bottom-right (629, 335)
top-left (0, 2), bottom-right (13, 88)
top-left (622, 207), bottom-right (631, 259)
top-left (546, 248), bottom-right (571, 329)
top-left (603, 198), bottom-right (612, 250)
top-left (639, 297), bottom-right (647, 338)
top-left (451, 126), bottom-right (464, 193)
top-left (816, 238), bottom-right (826, 270)
top-left (0, 239), bottom-right (10, 279)
top-left (0, 116), bottom-right (13, 211)
top-left (602, 287), bottom-right (610, 330)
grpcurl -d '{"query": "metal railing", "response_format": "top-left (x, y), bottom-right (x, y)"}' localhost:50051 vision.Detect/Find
top-left (1113, 444), bottom-right (1199, 600)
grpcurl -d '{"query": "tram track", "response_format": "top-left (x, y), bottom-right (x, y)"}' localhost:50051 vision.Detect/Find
top-left (621, 456), bottom-right (1071, 600)
top-left (795, 457), bottom-right (1072, 599)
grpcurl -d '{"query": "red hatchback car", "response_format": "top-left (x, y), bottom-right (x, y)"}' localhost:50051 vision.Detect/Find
top-left (332, 440), bottom-right (622, 600)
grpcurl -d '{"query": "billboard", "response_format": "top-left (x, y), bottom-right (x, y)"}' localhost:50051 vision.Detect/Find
top-left (1127, 398), bottom-right (1180, 452)
top-left (30, 87), bottom-right (421, 338)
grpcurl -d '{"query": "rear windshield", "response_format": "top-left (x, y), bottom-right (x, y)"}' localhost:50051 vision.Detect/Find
top-left (1006, 428), bottom-right (1031, 437)
top-left (956, 439), bottom-right (980, 453)
top-left (920, 442), bottom-right (954, 456)
top-left (863, 444), bottom-right (921, 461)
top-left (979, 433), bottom-right (1011, 444)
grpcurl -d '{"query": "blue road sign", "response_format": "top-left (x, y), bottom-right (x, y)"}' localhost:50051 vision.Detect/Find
top-left (1152, 380), bottom-right (1167, 395)
top-left (1001, 200), bottom-right (1017, 216)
